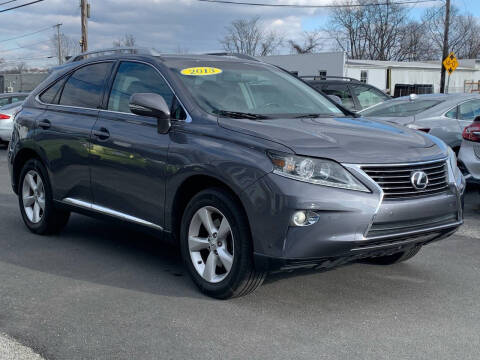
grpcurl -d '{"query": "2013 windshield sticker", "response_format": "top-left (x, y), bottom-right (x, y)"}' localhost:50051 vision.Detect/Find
top-left (180, 67), bottom-right (222, 76)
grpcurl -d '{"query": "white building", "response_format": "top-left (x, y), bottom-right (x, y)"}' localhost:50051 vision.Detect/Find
top-left (259, 52), bottom-right (480, 95)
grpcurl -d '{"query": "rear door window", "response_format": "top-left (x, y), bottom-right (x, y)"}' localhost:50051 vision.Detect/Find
top-left (108, 61), bottom-right (174, 114)
top-left (459, 100), bottom-right (480, 121)
top-left (40, 78), bottom-right (67, 104)
top-left (318, 84), bottom-right (355, 110)
top-left (59, 62), bottom-right (113, 109)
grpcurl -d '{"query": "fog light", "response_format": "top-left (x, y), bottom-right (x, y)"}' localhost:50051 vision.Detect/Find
top-left (291, 210), bottom-right (320, 227)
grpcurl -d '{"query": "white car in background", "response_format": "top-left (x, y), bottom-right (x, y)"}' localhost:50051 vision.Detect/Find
top-left (0, 101), bottom-right (23, 147)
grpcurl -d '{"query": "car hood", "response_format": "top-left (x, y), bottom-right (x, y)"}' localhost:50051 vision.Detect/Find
top-left (218, 116), bottom-right (446, 164)
top-left (363, 115), bottom-right (415, 126)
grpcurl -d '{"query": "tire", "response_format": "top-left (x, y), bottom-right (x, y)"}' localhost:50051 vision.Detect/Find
top-left (180, 188), bottom-right (266, 299)
top-left (364, 246), bottom-right (421, 265)
top-left (18, 159), bottom-right (70, 235)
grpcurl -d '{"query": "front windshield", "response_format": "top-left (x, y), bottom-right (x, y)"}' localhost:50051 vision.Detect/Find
top-left (361, 99), bottom-right (443, 117)
top-left (171, 61), bottom-right (344, 118)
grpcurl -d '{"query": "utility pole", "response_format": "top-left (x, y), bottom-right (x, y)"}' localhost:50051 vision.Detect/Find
top-left (55, 23), bottom-right (63, 65)
top-left (80, 0), bottom-right (89, 53)
top-left (440, 0), bottom-right (451, 94)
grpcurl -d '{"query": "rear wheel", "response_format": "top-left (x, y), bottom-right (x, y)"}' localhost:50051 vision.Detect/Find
top-left (364, 246), bottom-right (421, 265)
top-left (180, 188), bottom-right (266, 299)
top-left (18, 159), bottom-right (70, 235)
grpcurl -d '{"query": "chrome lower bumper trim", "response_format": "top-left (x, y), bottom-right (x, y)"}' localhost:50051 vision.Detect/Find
top-left (360, 220), bottom-right (462, 243)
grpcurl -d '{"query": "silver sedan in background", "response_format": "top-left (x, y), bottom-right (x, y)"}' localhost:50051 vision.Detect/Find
top-left (458, 117), bottom-right (480, 183)
top-left (0, 101), bottom-right (23, 146)
top-left (360, 93), bottom-right (480, 152)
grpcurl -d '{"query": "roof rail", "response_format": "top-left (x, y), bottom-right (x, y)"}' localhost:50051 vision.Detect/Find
top-left (204, 52), bottom-right (260, 62)
top-left (300, 75), bottom-right (360, 82)
top-left (66, 47), bottom-right (160, 63)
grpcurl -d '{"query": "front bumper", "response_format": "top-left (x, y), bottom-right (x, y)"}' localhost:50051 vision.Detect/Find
top-left (242, 162), bottom-right (464, 271)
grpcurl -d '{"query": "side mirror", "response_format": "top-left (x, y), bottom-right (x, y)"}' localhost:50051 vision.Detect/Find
top-left (129, 93), bottom-right (171, 134)
top-left (474, 116), bottom-right (480, 123)
top-left (327, 94), bottom-right (342, 105)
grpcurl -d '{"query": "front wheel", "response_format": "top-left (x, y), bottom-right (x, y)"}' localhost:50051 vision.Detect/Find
top-left (18, 159), bottom-right (70, 235)
top-left (180, 188), bottom-right (266, 299)
top-left (364, 246), bottom-right (422, 265)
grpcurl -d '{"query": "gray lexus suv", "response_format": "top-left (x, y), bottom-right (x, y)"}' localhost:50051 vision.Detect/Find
top-left (7, 51), bottom-right (465, 298)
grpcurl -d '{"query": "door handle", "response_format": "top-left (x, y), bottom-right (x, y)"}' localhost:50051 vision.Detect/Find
top-left (38, 119), bottom-right (51, 129)
top-left (92, 127), bottom-right (110, 140)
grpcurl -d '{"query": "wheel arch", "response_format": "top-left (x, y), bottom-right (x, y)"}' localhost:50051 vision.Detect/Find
top-left (168, 174), bottom-right (251, 244)
top-left (12, 147), bottom-right (43, 194)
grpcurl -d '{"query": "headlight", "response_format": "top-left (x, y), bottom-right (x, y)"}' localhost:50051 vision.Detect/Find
top-left (267, 151), bottom-right (369, 192)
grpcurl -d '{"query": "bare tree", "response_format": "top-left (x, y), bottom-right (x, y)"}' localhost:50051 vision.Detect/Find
top-left (397, 21), bottom-right (436, 61)
top-left (220, 17), bottom-right (283, 56)
top-left (326, 0), bottom-right (424, 61)
top-left (289, 30), bottom-right (325, 54)
top-left (15, 62), bottom-right (27, 74)
top-left (423, 6), bottom-right (480, 59)
top-left (113, 33), bottom-right (136, 48)
top-left (50, 33), bottom-right (81, 61)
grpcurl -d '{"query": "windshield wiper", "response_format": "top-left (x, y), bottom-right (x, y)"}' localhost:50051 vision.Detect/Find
top-left (213, 110), bottom-right (270, 120)
top-left (294, 113), bottom-right (338, 118)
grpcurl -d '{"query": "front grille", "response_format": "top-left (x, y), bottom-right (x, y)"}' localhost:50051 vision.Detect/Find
top-left (362, 159), bottom-right (449, 199)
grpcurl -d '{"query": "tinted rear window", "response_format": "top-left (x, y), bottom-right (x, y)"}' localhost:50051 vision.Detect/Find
top-left (59, 62), bottom-right (113, 109)
top-left (362, 99), bottom-right (442, 117)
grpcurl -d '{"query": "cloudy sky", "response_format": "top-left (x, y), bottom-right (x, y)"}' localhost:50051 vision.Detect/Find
top-left (0, 0), bottom-right (479, 69)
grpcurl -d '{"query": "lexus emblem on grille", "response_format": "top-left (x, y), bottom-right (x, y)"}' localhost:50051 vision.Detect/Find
top-left (411, 171), bottom-right (429, 190)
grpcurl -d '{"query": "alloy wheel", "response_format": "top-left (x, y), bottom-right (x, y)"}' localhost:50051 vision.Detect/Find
top-left (22, 170), bottom-right (45, 224)
top-left (188, 206), bottom-right (234, 283)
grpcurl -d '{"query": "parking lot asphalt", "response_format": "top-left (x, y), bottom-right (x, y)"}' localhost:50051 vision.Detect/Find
top-left (0, 147), bottom-right (479, 360)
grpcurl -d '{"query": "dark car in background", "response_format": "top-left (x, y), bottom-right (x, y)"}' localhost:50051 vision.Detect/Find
top-left (302, 76), bottom-right (390, 112)
top-left (8, 51), bottom-right (464, 298)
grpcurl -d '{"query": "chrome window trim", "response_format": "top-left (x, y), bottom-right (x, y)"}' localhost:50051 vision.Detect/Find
top-left (443, 99), bottom-right (478, 119)
top-left (456, 98), bottom-right (480, 121)
top-left (35, 59), bottom-right (116, 111)
top-left (35, 59), bottom-right (192, 123)
top-left (62, 198), bottom-right (163, 231)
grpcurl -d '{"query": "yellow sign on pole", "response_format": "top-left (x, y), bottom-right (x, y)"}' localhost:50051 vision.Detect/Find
top-left (443, 52), bottom-right (458, 75)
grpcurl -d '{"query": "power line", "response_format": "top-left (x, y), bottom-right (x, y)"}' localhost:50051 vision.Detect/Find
top-left (0, 39), bottom-right (50, 53)
top-left (0, 0), bottom-right (20, 6)
top-left (0, 0), bottom-right (46, 13)
top-left (0, 55), bottom-right (54, 64)
top-left (197, 0), bottom-right (442, 7)
top-left (0, 25), bottom-right (54, 44)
